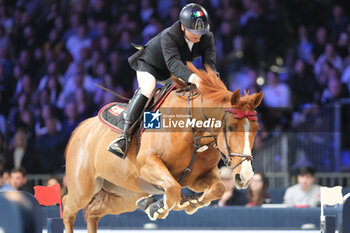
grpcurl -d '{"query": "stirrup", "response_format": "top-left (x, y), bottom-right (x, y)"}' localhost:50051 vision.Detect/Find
top-left (107, 136), bottom-right (127, 159)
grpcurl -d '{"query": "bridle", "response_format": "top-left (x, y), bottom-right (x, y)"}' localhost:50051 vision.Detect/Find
top-left (218, 108), bottom-right (256, 170)
top-left (177, 90), bottom-right (257, 184)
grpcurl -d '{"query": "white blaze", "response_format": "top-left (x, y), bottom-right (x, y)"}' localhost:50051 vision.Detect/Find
top-left (240, 118), bottom-right (253, 181)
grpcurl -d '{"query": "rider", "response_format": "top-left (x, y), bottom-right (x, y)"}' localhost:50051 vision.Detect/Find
top-left (108, 3), bottom-right (217, 158)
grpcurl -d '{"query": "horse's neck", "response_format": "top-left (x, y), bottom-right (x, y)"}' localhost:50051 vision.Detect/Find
top-left (196, 97), bottom-right (225, 118)
top-left (191, 96), bottom-right (226, 132)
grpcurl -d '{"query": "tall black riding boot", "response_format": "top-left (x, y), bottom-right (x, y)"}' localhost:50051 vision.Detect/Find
top-left (107, 89), bottom-right (148, 158)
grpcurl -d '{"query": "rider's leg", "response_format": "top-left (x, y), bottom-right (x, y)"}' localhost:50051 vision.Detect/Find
top-left (108, 71), bottom-right (156, 158)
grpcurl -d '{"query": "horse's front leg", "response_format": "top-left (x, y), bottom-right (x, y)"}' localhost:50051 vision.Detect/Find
top-left (138, 154), bottom-right (182, 221)
top-left (177, 167), bottom-right (225, 214)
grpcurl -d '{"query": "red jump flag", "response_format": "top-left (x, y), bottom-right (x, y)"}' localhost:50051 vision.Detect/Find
top-left (34, 184), bottom-right (63, 218)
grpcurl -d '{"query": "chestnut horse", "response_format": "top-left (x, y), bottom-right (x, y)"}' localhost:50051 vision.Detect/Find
top-left (62, 64), bottom-right (263, 233)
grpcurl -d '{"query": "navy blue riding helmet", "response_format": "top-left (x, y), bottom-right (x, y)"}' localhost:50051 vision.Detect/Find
top-left (179, 3), bottom-right (209, 36)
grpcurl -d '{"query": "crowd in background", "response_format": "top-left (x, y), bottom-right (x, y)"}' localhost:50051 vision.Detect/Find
top-left (0, 0), bottom-right (350, 176)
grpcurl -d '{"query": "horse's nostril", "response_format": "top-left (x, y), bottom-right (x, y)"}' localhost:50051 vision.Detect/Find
top-left (235, 174), bottom-right (241, 183)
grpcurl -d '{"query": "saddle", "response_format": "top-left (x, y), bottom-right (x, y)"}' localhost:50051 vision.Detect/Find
top-left (98, 82), bottom-right (176, 135)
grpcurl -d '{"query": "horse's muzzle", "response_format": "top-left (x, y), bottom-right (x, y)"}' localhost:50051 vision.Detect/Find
top-left (234, 173), bottom-right (251, 189)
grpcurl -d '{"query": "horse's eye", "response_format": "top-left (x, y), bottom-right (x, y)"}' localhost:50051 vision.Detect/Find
top-left (228, 126), bottom-right (234, 132)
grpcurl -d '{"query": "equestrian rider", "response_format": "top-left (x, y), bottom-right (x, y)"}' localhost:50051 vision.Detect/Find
top-left (108, 3), bottom-right (217, 158)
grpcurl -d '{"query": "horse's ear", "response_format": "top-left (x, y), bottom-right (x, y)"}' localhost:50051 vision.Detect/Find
top-left (231, 89), bottom-right (241, 105)
top-left (253, 91), bottom-right (263, 107)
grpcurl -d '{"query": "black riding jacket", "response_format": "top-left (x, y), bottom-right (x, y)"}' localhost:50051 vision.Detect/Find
top-left (128, 21), bottom-right (216, 84)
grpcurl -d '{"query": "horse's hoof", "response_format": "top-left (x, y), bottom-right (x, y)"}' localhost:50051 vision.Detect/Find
top-left (185, 206), bottom-right (199, 215)
top-left (157, 211), bottom-right (170, 219)
top-left (177, 192), bottom-right (204, 208)
top-left (145, 199), bottom-right (165, 221)
top-left (136, 195), bottom-right (157, 212)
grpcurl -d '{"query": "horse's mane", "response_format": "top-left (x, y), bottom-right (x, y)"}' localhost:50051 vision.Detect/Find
top-left (171, 63), bottom-right (259, 108)
top-left (187, 63), bottom-right (232, 103)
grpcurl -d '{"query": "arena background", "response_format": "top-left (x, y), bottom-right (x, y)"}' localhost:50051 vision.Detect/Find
top-left (0, 0), bottom-right (349, 232)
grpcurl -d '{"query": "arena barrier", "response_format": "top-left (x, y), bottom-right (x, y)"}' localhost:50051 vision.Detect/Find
top-left (42, 205), bottom-right (339, 230)
top-left (1, 191), bottom-right (349, 232)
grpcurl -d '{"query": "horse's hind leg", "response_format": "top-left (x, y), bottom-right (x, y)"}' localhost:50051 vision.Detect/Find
top-left (63, 183), bottom-right (102, 233)
top-left (62, 195), bottom-right (76, 233)
top-left (139, 154), bottom-right (182, 220)
top-left (63, 174), bottom-right (102, 233)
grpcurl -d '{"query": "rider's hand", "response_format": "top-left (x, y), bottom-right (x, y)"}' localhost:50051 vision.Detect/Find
top-left (188, 73), bottom-right (201, 88)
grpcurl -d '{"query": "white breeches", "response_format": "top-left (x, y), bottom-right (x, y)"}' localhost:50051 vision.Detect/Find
top-left (137, 71), bottom-right (156, 98)
top-left (137, 71), bottom-right (172, 98)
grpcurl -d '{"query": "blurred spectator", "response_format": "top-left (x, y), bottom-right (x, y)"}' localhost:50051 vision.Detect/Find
top-left (246, 172), bottom-right (270, 207)
top-left (8, 92), bottom-right (31, 135)
top-left (116, 30), bottom-right (135, 61)
top-left (341, 63), bottom-right (350, 92)
top-left (229, 68), bottom-right (258, 93)
top-left (9, 167), bottom-right (33, 194)
top-left (327, 4), bottom-right (348, 42)
top-left (283, 166), bottom-right (320, 207)
top-left (57, 71), bottom-right (95, 109)
top-left (163, 4), bottom-right (180, 28)
top-left (43, 29), bottom-right (64, 58)
top-left (262, 71), bottom-right (291, 107)
top-left (34, 117), bottom-right (65, 173)
top-left (297, 25), bottom-right (313, 63)
top-left (314, 43), bottom-right (342, 76)
top-left (0, 25), bottom-right (14, 59)
top-left (312, 27), bottom-right (329, 59)
top-left (0, 115), bottom-right (5, 137)
top-left (35, 104), bottom-right (61, 136)
top-left (0, 133), bottom-right (6, 164)
top-left (240, 0), bottom-right (268, 67)
top-left (45, 175), bottom-right (60, 186)
top-left (0, 3), bottom-right (14, 34)
top-left (0, 167), bottom-right (15, 192)
top-left (61, 101), bottom-right (81, 138)
top-left (0, 63), bottom-right (12, 115)
top-left (4, 129), bottom-right (38, 173)
top-left (288, 59), bottom-right (317, 107)
top-left (320, 76), bottom-right (348, 104)
top-left (108, 50), bottom-right (135, 96)
top-left (88, 0), bottom-right (111, 23)
top-left (142, 16), bottom-right (162, 44)
top-left (216, 166), bottom-right (248, 207)
top-left (114, 12), bottom-right (137, 34)
top-left (74, 87), bottom-right (95, 118)
top-left (87, 50), bottom-right (103, 77)
top-left (66, 24), bottom-right (92, 61)
top-left (140, 0), bottom-right (155, 24)
top-left (1, 168), bottom-right (10, 185)
top-left (63, 12), bottom-right (81, 41)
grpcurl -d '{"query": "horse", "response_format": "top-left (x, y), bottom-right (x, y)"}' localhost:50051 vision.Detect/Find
top-left (62, 63), bottom-right (263, 233)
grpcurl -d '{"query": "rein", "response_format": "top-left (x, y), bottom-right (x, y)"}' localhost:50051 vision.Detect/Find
top-left (177, 90), bottom-right (256, 184)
